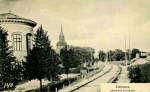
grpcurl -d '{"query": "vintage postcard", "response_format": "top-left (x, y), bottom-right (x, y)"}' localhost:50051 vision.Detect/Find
top-left (0, 0), bottom-right (150, 92)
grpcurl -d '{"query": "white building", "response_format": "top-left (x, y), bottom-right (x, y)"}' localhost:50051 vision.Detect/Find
top-left (0, 13), bottom-right (37, 61)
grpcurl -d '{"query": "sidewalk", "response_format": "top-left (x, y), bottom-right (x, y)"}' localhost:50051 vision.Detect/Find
top-left (116, 66), bottom-right (130, 83)
top-left (59, 64), bottom-right (112, 92)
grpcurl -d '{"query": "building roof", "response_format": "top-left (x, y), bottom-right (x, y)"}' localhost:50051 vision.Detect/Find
top-left (0, 13), bottom-right (36, 27)
top-left (57, 41), bottom-right (67, 46)
top-left (0, 13), bottom-right (23, 19)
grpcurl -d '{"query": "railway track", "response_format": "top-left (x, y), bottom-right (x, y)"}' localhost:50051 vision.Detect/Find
top-left (72, 64), bottom-right (120, 92)
top-left (58, 64), bottom-right (112, 92)
top-left (70, 64), bottom-right (113, 92)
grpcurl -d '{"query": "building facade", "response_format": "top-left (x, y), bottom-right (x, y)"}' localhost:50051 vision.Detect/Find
top-left (0, 13), bottom-right (36, 61)
top-left (56, 25), bottom-right (67, 54)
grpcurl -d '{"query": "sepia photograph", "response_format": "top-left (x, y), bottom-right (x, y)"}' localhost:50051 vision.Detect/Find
top-left (0, 0), bottom-right (150, 92)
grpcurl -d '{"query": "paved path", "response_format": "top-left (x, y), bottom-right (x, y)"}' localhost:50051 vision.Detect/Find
top-left (116, 66), bottom-right (130, 83)
top-left (59, 64), bottom-right (120, 92)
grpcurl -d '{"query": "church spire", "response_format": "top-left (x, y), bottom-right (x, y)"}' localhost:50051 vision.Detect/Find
top-left (56, 24), bottom-right (67, 53)
top-left (56, 24), bottom-right (67, 46)
top-left (59, 24), bottom-right (65, 41)
top-left (61, 24), bottom-right (63, 34)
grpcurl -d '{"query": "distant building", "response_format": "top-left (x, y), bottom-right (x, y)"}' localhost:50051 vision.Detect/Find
top-left (0, 13), bottom-right (37, 61)
top-left (140, 52), bottom-right (149, 58)
top-left (56, 25), bottom-right (67, 54)
top-left (136, 53), bottom-right (140, 58)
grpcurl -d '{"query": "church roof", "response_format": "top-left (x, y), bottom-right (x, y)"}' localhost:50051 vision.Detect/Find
top-left (0, 13), bottom-right (36, 27)
top-left (57, 41), bottom-right (67, 46)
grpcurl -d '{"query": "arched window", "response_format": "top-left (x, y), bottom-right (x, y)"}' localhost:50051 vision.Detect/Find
top-left (13, 34), bottom-right (22, 51)
top-left (26, 33), bottom-right (32, 53)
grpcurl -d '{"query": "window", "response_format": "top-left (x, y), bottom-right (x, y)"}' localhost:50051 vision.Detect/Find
top-left (13, 34), bottom-right (22, 51)
top-left (26, 33), bottom-right (32, 53)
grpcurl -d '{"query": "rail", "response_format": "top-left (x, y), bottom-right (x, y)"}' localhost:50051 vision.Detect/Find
top-left (70, 65), bottom-right (113, 92)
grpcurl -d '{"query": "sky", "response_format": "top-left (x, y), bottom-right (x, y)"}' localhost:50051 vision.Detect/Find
top-left (0, 0), bottom-right (150, 54)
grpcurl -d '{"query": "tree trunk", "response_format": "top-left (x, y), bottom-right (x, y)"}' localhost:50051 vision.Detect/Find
top-left (67, 70), bottom-right (69, 84)
top-left (66, 73), bottom-right (68, 78)
top-left (40, 79), bottom-right (42, 92)
top-left (67, 71), bottom-right (68, 81)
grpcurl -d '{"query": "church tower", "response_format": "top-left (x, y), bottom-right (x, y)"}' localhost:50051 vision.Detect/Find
top-left (56, 24), bottom-right (67, 53)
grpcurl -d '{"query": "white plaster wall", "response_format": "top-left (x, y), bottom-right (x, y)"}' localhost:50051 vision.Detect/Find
top-left (0, 23), bottom-right (34, 61)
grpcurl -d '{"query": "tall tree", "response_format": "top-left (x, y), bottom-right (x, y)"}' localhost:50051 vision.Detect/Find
top-left (112, 49), bottom-right (125, 61)
top-left (107, 49), bottom-right (125, 61)
top-left (131, 48), bottom-right (141, 59)
top-left (70, 46), bottom-right (95, 66)
top-left (0, 26), bottom-right (22, 91)
top-left (60, 47), bottom-right (81, 81)
top-left (23, 25), bottom-right (60, 91)
top-left (98, 50), bottom-right (106, 61)
top-left (126, 49), bottom-right (131, 60)
top-left (107, 50), bottom-right (114, 61)
top-left (46, 49), bottom-right (61, 81)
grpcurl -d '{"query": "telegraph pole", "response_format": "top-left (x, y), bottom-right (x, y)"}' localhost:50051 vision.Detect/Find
top-left (128, 31), bottom-right (131, 62)
top-left (125, 37), bottom-right (127, 66)
top-left (105, 50), bottom-right (108, 63)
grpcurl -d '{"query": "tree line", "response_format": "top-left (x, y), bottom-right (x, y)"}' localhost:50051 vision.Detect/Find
top-left (0, 25), bottom-right (95, 91)
top-left (98, 48), bottom-right (141, 61)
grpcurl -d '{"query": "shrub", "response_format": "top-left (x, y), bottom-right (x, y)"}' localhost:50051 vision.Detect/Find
top-left (128, 64), bottom-right (149, 83)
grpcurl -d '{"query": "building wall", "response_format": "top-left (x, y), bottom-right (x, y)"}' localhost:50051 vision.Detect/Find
top-left (0, 23), bottom-right (34, 61)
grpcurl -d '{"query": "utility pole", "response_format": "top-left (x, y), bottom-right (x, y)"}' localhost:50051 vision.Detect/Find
top-left (128, 31), bottom-right (131, 62)
top-left (105, 50), bottom-right (108, 63)
top-left (125, 37), bottom-right (127, 66)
